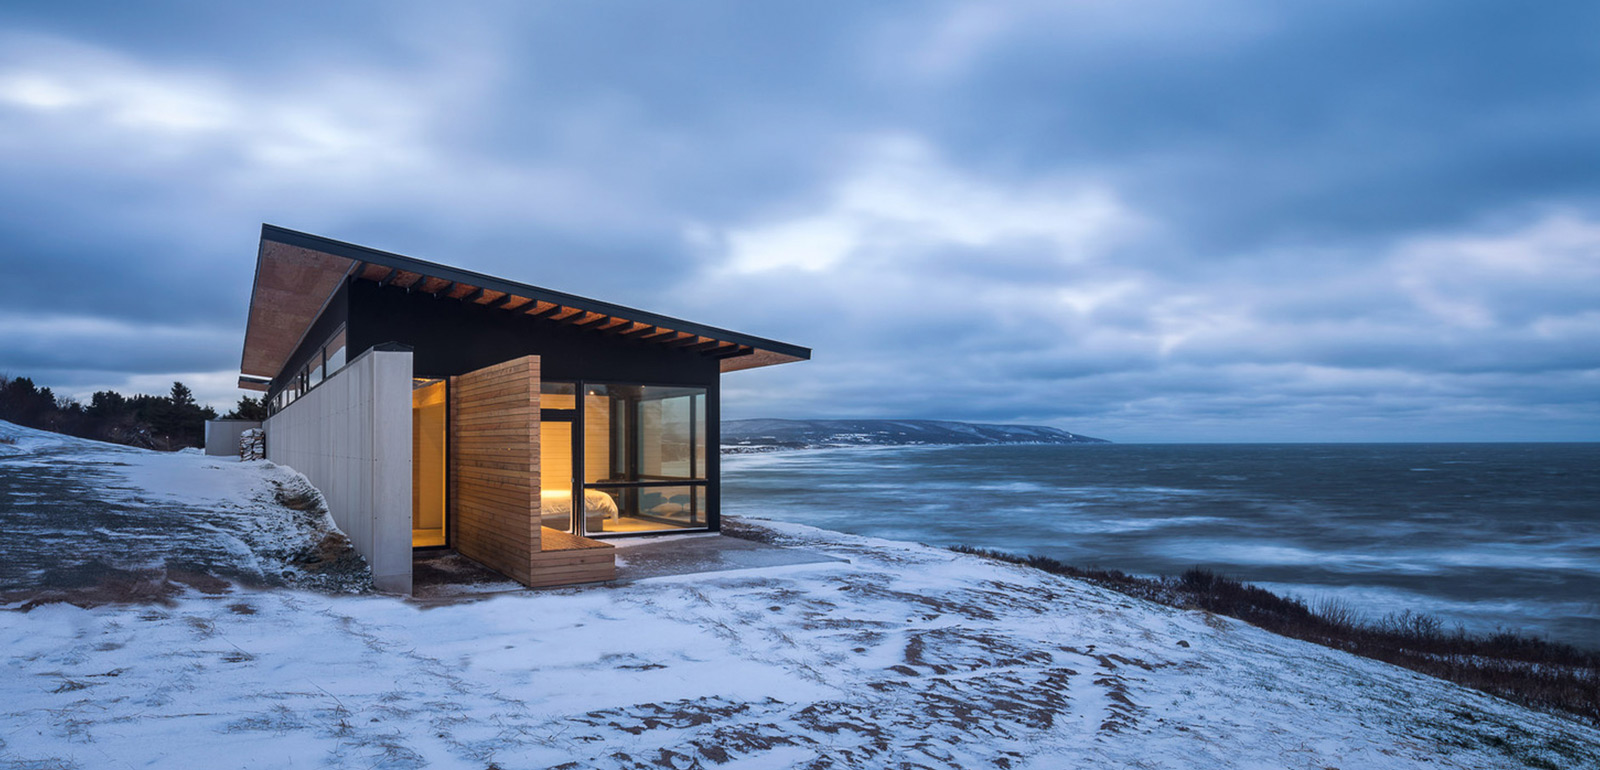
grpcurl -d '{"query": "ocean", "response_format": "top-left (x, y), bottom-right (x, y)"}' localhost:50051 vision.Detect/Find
top-left (723, 443), bottom-right (1600, 649)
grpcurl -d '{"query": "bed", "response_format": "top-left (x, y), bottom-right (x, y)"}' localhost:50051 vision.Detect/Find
top-left (539, 488), bottom-right (617, 533)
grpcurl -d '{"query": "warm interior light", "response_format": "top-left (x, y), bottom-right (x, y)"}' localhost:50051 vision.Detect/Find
top-left (411, 380), bottom-right (447, 547)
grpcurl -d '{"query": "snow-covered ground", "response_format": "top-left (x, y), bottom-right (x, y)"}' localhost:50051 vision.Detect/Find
top-left (0, 420), bottom-right (367, 599)
top-left (2, 421), bottom-right (1596, 769)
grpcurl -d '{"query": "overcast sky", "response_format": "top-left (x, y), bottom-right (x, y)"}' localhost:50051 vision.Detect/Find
top-left (1, 2), bottom-right (1596, 442)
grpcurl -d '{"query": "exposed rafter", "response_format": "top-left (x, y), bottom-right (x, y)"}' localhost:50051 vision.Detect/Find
top-left (376, 267), bottom-right (399, 287)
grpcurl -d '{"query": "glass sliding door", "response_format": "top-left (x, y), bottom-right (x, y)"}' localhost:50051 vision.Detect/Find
top-left (580, 384), bottom-right (708, 535)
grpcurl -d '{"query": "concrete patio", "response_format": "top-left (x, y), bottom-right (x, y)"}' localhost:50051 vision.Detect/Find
top-left (411, 531), bottom-right (845, 601)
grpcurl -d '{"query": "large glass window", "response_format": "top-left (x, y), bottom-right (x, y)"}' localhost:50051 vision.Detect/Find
top-left (324, 328), bottom-right (347, 374)
top-left (541, 381), bottom-right (576, 410)
top-left (582, 384), bottom-right (707, 535)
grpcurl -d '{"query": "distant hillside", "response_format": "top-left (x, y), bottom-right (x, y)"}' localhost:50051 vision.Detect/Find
top-left (722, 418), bottom-right (1109, 453)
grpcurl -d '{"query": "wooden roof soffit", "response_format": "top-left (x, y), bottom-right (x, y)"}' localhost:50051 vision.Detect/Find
top-left (244, 225), bottom-right (812, 387)
top-left (239, 240), bottom-right (358, 380)
top-left (719, 348), bottom-right (806, 373)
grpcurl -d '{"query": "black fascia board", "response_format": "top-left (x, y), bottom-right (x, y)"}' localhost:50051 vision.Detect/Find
top-left (261, 223), bottom-right (812, 361)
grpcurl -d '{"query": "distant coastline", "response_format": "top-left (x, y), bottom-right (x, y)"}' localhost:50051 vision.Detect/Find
top-left (721, 418), bottom-right (1110, 454)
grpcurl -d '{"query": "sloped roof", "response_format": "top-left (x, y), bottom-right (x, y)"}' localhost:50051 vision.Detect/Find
top-left (238, 225), bottom-right (810, 390)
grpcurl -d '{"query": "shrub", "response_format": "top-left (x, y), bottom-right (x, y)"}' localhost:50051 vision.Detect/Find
top-left (951, 545), bottom-right (1600, 726)
top-left (1313, 596), bottom-right (1363, 628)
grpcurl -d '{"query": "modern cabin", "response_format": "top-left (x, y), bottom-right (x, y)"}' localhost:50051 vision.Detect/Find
top-left (237, 225), bottom-right (810, 593)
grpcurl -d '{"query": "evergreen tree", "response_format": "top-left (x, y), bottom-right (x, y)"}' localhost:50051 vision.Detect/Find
top-left (223, 395), bottom-right (268, 421)
top-left (0, 374), bottom-right (218, 450)
top-left (169, 382), bottom-right (196, 409)
top-left (0, 377), bottom-right (57, 427)
top-left (88, 389), bottom-right (127, 418)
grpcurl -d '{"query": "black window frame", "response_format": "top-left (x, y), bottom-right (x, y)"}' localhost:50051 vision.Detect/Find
top-left (553, 378), bottom-right (711, 538)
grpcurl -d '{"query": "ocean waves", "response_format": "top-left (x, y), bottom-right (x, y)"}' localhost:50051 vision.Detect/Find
top-left (724, 442), bottom-right (1600, 647)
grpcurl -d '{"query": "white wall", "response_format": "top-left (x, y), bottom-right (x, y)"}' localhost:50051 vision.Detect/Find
top-left (204, 420), bottom-right (261, 457)
top-left (264, 348), bottom-right (413, 593)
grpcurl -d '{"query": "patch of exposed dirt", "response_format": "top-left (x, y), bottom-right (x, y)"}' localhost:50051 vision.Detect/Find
top-left (5, 565), bottom-right (212, 611)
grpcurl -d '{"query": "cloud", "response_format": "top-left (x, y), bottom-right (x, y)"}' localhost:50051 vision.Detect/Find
top-left (0, 34), bottom-right (437, 179)
top-left (1394, 212), bottom-right (1600, 330)
top-left (0, 312), bottom-right (231, 364)
top-left (0, 1), bottom-right (1596, 439)
top-left (0, 310), bottom-right (240, 407)
top-left (708, 136), bottom-right (1138, 274)
top-left (694, 165), bottom-right (1600, 440)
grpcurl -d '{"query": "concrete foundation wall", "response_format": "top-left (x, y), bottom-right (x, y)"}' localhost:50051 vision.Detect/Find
top-left (265, 348), bottom-right (413, 593)
top-left (204, 420), bottom-right (261, 457)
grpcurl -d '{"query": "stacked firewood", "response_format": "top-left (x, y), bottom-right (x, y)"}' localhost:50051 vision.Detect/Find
top-left (239, 428), bottom-right (265, 461)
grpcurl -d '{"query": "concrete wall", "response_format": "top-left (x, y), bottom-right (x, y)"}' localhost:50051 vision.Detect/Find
top-left (265, 348), bottom-right (413, 593)
top-left (204, 420), bottom-right (261, 457)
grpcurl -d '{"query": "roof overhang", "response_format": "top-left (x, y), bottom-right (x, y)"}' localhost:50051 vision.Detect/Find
top-left (237, 375), bottom-right (272, 392)
top-left (239, 225), bottom-right (810, 385)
